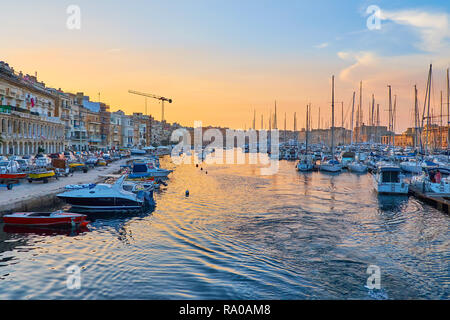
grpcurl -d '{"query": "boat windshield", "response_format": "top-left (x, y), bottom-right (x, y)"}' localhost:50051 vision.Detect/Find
top-left (382, 171), bottom-right (400, 183)
top-left (133, 164), bottom-right (148, 173)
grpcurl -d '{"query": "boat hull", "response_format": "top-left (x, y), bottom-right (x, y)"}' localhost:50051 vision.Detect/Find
top-left (3, 212), bottom-right (86, 226)
top-left (373, 177), bottom-right (409, 194)
top-left (319, 164), bottom-right (342, 172)
top-left (348, 163), bottom-right (368, 173)
top-left (297, 163), bottom-right (314, 171)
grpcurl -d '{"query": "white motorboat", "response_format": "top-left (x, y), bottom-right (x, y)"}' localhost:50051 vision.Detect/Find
top-left (339, 151), bottom-right (355, 169)
top-left (373, 164), bottom-right (409, 194)
top-left (399, 159), bottom-right (423, 174)
top-left (411, 170), bottom-right (450, 195)
top-left (57, 175), bottom-right (155, 212)
top-left (319, 159), bottom-right (342, 172)
top-left (348, 161), bottom-right (368, 173)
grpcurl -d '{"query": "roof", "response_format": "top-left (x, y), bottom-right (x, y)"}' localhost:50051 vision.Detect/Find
top-left (378, 166), bottom-right (401, 172)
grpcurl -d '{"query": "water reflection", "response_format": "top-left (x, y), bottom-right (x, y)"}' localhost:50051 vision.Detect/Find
top-left (0, 157), bottom-right (448, 299)
top-left (377, 195), bottom-right (409, 212)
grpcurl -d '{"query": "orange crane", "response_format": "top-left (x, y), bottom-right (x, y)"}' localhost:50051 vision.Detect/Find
top-left (128, 90), bottom-right (172, 122)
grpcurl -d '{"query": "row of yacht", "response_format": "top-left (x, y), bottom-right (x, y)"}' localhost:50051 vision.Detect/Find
top-left (295, 143), bottom-right (450, 196)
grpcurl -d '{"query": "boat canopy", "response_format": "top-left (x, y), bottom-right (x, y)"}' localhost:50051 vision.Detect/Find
top-left (341, 152), bottom-right (355, 158)
top-left (378, 166), bottom-right (401, 172)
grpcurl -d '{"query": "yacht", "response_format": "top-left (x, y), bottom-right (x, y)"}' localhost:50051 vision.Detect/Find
top-left (399, 158), bottom-right (423, 174)
top-left (348, 161), bottom-right (368, 173)
top-left (128, 161), bottom-right (172, 179)
top-left (296, 155), bottom-right (314, 172)
top-left (411, 170), bottom-right (450, 195)
top-left (319, 158), bottom-right (343, 172)
top-left (57, 176), bottom-right (155, 213)
top-left (373, 163), bottom-right (409, 194)
top-left (339, 151), bottom-right (355, 169)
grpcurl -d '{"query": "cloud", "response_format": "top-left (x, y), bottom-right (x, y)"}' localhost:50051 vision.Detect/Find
top-left (314, 42), bottom-right (329, 49)
top-left (380, 9), bottom-right (450, 52)
top-left (337, 51), bottom-right (378, 81)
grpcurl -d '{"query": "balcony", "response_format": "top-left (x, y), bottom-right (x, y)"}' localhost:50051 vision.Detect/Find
top-left (89, 135), bottom-right (102, 143)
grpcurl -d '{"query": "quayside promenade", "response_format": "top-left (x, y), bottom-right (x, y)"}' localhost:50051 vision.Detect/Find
top-left (0, 157), bottom-right (135, 215)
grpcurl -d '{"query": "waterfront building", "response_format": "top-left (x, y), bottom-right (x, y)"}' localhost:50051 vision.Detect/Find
top-left (109, 111), bottom-right (123, 149)
top-left (353, 124), bottom-right (389, 144)
top-left (382, 125), bottom-right (449, 150)
top-left (132, 113), bottom-right (151, 147)
top-left (0, 61), bottom-right (65, 155)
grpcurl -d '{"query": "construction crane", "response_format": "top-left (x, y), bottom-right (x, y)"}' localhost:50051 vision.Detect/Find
top-left (128, 90), bottom-right (173, 122)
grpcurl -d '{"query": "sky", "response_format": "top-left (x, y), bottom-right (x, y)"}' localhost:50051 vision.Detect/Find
top-left (2, 0), bottom-right (450, 133)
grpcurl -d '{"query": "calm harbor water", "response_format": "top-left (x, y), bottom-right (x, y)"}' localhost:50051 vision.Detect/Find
top-left (0, 155), bottom-right (448, 299)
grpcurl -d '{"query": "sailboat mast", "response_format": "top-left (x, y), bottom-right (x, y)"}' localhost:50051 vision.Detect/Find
top-left (359, 81), bottom-right (363, 142)
top-left (414, 85), bottom-right (418, 149)
top-left (426, 64), bottom-right (432, 154)
top-left (318, 107), bottom-right (320, 129)
top-left (351, 91), bottom-right (355, 145)
top-left (441, 91), bottom-right (443, 149)
top-left (274, 101), bottom-right (278, 129)
top-left (388, 85), bottom-right (392, 148)
top-left (376, 103), bottom-right (380, 143)
top-left (447, 68), bottom-right (449, 152)
top-left (393, 94), bottom-right (397, 146)
top-left (331, 75), bottom-right (335, 156)
top-left (306, 105), bottom-right (309, 153)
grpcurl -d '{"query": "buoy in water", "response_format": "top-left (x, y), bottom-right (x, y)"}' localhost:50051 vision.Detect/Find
top-left (185, 190), bottom-right (190, 196)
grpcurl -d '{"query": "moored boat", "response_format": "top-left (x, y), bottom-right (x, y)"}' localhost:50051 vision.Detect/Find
top-left (2, 211), bottom-right (88, 227)
top-left (348, 161), bottom-right (368, 173)
top-left (373, 164), bottom-right (409, 194)
top-left (57, 175), bottom-right (155, 213)
top-left (319, 159), bottom-right (342, 172)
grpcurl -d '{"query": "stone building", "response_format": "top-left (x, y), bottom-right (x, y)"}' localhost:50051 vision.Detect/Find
top-left (0, 61), bottom-right (65, 155)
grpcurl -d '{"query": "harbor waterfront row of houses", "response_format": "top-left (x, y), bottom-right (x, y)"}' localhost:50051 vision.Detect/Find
top-left (1, 60), bottom-right (447, 156)
top-left (0, 61), bottom-right (182, 156)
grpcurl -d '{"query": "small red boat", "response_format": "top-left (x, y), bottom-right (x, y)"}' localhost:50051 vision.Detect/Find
top-left (0, 173), bottom-right (27, 179)
top-left (2, 211), bottom-right (89, 227)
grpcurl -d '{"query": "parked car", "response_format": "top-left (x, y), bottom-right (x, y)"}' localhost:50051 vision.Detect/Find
top-left (85, 157), bottom-right (99, 166)
top-left (16, 159), bottom-right (32, 172)
top-left (0, 160), bottom-right (20, 174)
top-left (35, 155), bottom-right (52, 167)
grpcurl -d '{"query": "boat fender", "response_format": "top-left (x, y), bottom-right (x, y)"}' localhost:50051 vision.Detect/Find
top-left (80, 221), bottom-right (90, 228)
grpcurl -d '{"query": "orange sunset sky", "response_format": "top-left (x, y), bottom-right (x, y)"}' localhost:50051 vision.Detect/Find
top-left (2, 1), bottom-right (450, 133)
